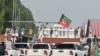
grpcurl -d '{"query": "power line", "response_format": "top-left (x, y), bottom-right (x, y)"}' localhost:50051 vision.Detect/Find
top-left (0, 21), bottom-right (58, 23)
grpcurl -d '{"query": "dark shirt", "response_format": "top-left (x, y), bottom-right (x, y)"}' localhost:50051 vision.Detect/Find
top-left (50, 29), bottom-right (53, 35)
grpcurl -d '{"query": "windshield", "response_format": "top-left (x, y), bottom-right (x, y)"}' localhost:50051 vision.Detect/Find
top-left (14, 44), bottom-right (29, 49)
top-left (55, 44), bottom-right (75, 49)
top-left (33, 44), bottom-right (49, 49)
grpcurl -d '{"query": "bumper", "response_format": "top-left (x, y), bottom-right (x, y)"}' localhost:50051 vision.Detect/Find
top-left (51, 55), bottom-right (72, 56)
top-left (25, 55), bottom-right (48, 56)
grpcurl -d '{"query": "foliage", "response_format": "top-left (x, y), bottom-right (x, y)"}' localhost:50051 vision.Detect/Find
top-left (0, 0), bottom-right (5, 33)
top-left (0, 0), bottom-right (37, 35)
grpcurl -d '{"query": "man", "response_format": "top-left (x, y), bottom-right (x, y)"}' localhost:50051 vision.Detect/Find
top-left (84, 43), bottom-right (89, 50)
top-left (80, 35), bottom-right (87, 48)
top-left (74, 28), bottom-right (78, 38)
top-left (54, 27), bottom-right (58, 37)
top-left (93, 35), bottom-right (98, 56)
top-left (4, 31), bottom-right (12, 41)
top-left (50, 27), bottom-right (53, 37)
top-left (87, 37), bottom-right (92, 56)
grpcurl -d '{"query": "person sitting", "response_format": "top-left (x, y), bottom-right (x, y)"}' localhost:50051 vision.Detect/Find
top-left (84, 43), bottom-right (89, 50)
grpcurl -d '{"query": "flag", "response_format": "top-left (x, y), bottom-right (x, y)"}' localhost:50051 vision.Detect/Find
top-left (58, 14), bottom-right (72, 27)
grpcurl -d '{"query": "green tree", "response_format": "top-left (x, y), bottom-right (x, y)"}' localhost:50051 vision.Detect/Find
top-left (0, 0), bottom-right (5, 33)
top-left (0, 0), bottom-right (38, 35)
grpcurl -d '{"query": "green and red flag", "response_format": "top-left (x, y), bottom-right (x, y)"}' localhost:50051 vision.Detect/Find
top-left (58, 14), bottom-right (72, 27)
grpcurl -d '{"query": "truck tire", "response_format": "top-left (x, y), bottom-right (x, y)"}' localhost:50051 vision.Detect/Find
top-left (75, 54), bottom-right (77, 56)
top-left (84, 54), bottom-right (86, 56)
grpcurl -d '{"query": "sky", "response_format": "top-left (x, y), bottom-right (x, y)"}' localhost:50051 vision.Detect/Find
top-left (21, 0), bottom-right (100, 28)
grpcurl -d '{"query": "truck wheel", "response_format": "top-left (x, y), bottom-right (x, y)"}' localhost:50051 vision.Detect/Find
top-left (75, 54), bottom-right (77, 56)
top-left (84, 54), bottom-right (86, 56)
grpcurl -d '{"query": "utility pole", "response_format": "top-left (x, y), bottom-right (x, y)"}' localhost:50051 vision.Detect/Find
top-left (12, 0), bottom-right (19, 28)
top-left (18, 8), bottom-right (20, 27)
top-left (12, 0), bottom-right (14, 28)
top-left (14, 0), bottom-right (17, 26)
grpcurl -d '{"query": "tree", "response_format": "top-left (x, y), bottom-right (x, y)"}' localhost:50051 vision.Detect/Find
top-left (0, 0), bottom-right (38, 35)
top-left (0, 0), bottom-right (5, 33)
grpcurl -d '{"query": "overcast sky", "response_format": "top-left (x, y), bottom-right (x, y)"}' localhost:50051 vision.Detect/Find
top-left (21, 0), bottom-right (100, 28)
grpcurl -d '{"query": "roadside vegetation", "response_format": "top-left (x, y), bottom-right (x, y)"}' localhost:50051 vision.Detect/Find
top-left (0, 0), bottom-right (38, 36)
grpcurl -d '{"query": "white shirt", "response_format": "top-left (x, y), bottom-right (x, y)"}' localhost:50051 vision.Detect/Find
top-left (84, 45), bottom-right (89, 50)
top-left (12, 33), bottom-right (18, 37)
top-left (80, 37), bottom-right (87, 44)
top-left (54, 30), bottom-right (58, 36)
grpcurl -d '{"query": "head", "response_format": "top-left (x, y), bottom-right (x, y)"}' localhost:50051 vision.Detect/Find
top-left (89, 32), bottom-right (92, 34)
top-left (81, 35), bottom-right (85, 38)
top-left (77, 27), bottom-right (80, 29)
top-left (94, 35), bottom-right (96, 38)
top-left (7, 31), bottom-right (10, 34)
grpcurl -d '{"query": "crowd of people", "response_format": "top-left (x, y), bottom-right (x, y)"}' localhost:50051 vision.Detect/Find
top-left (74, 26), bottom-right (100, 56)
top-left (80, 34), bottom-right (100, 56)
top-left (3, 27), bottom-right (28, 43)
top-left (39, 27), bottom-right (58, 38)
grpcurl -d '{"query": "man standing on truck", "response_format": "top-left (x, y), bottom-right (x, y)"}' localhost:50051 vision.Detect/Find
top-left (50, 27), bottom-right (53, 37)
top-left (12, 27), bottom-right (19, 43)
top-left (74, 28), bottom-right (78, 38)
top-left (80, 35), bottom-right (87, 48)
top-left (4, 31), bottom-right (12, 50)
top-left (53, 27), bottom-right (58, 37)
top-left (4, 31), bottom-right (12, 42)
